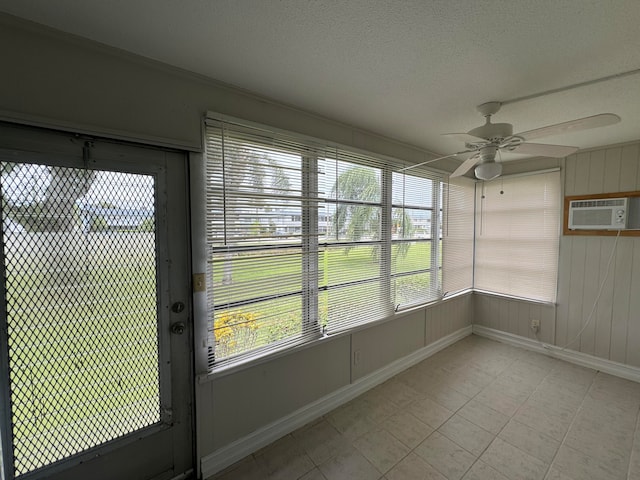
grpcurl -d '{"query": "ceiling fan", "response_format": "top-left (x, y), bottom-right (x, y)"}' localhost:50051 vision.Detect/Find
top-left (406, 102), bottom-right (621, 180)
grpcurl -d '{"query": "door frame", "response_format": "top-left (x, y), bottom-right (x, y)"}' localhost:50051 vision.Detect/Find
top-left (0, 122), bottom-right (195, 480)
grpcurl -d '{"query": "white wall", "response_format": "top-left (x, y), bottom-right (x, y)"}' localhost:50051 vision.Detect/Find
top-left (474, 142), bottom-right (640, 368)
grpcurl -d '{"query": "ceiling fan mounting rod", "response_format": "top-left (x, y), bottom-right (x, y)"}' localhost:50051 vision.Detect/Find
top-left (476, 101), bottom-right (502, 118)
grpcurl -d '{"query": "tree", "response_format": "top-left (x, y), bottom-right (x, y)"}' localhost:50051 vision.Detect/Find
top-left (3, 164), bottom-right (95, 232)
top-left (331, 165), bottom-right (414, 257)
top-left (220, 148), bottom-right (291, 284)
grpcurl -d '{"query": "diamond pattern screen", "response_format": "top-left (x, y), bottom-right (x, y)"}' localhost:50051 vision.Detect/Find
top-left (1, 163), bottom-right (161, 476)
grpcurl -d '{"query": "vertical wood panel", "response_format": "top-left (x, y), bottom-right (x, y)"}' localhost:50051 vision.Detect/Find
top-left (518, 302), bottom-right (531, 339)
top-left (556, 236), bottom-right (573, 347)
top-left (579, 238), bottom-right (602, 355)
top-left (620, 144), bottom-right (640, 192)
top-left (573, 152), bottom-right (591, 194)
top-left (603, 147), bottom-right (622, 193)
top-left (425, 305), bottom-right (433, 345)
top-left (626, 240), bottom-right (640, 367)
top-left (489, 296), bottom-right (500, 330)
top-left (540, 304), bottom-right (555, 344)
top-left (508, 300), bottom-right (519, 336)
top-left (499, 299), bottom-right (510, 333)
top-left (564, 155), bottom-right (577, 196)
top-left (567, 237), bottom-right (587, 350)
top-left (610, 237), bottom-right (633, 363)
top-left (587, 149), bottom-right (605, 194)
top-left (595, 237), bottom-right (615, 359)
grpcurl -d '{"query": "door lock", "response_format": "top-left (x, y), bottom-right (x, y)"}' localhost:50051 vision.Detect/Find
top-left (170, 322), bottom-right (186, 335)
top-left (171, 301), bottom-right (185, 313)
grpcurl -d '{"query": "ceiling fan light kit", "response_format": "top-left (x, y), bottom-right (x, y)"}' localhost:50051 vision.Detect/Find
top-left (475, 161), bottom-right (502, 181)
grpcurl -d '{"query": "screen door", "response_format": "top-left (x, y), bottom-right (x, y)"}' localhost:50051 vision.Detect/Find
top-left (0, 124), bottom-right (193, 480)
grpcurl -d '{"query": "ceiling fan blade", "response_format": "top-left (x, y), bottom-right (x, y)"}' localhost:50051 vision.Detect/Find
top-left (515, 113), bottom-right (621, 141)
top-left (508, 142), bottom-right (578, 158)
top-left (451, 154), bottom-right (480, 178)
top-left (442, 132), bottom-right (487, 145)
top-left (399, 151), bottom-right (473, 172)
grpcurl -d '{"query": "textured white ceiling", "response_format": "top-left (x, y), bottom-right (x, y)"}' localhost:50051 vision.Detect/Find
top-left (1, 0), bottom-right (640, 161)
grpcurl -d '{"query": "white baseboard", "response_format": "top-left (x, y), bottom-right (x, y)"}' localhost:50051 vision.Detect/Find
top-left (200, 325), bottom-right (472, 478)
top-left (472, 325), bottom-right (640, 383)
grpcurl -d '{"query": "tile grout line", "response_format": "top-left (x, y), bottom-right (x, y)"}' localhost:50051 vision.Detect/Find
top-left (626, 404), bottom-right (640, 480)
top-left (539, 369), bottom-right (600, 480)
top-left (470, 353), bottom-right (563, 479)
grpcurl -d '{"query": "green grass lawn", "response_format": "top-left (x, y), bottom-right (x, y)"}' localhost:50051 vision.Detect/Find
top-left (4, 233), bottom-right (161, 476)
top-left (211, 240), bottom-right (441, 359)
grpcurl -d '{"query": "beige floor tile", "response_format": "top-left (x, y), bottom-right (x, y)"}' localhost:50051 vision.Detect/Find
top-left (470, 355), bottom-right (513, 377)
top-left (352, 395), bottom-right (401, 424)
top-left (407, 396), bottom-right (454, 429)
top-left (385, 452), bottom-right (447, 480)
top-left (327, 402), bottom-right (378, 440)
top-left (544, 467), bottom-right (575, 480)
top-left (525, 389), bottom-right (581, 420)
top-left (504, 360), bottom-right (551, 385)
top-left (414, 432), bottom-right (476, 480)
top-left (480, 437), bottom-right (547, 480)
top-left (462, 460), bottom-right (509, 480)
top-left (381, 411), bottom-right (434, 449)
top-left (209, 456), bottom-right (267, 480)
top-left (517, 350), bottom-right (558, 370)
top-left (318, 446), bottom-right (382, 480)
top-left (545, 363), bottom-right (596, 390)
top-left (457, 399), bottom-right (509, 435)
top-left (499, 419), bottom-right (560, 464)
top-left (254, 434), bottom-right (315, 480)
top-left (300, 467), bottom-right (328, 480)
top-left (423, 382), bottom-right (472, 412)
top-left (374, 378), bottom-right (423, 408)
top-left (551, 444), bottom-right (620, 480)
top-left (353, 428), bottom-right (411, 474)
top-left (563, 420), bottom-right (631, 477)
top-left (474, 386), bottom-right (522, 417)
top-left (443, 372), bottom-right (485, 398)
top-left (513, 402), bottom-right (573, 442)
top-left (438, 414), bottom-right (494, 456)
top-left (293, 419), bottom-right (351, 465)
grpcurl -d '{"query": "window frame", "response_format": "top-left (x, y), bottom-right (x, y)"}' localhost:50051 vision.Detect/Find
top-left (203, 115), bottom-right (449, 373)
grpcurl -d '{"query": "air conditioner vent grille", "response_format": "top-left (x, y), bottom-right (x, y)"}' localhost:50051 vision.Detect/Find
top-left (570, 199), bottom-right (625, 208)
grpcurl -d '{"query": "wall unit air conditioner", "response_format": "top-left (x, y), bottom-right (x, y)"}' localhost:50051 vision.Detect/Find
top-left (568, 197), bottom-right (640, 230)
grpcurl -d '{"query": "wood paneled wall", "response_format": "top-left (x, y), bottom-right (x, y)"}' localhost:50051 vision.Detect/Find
top-left (558, 142), bottom-right (640, 367)
top-left (476, 142), bottom-right (640, 368)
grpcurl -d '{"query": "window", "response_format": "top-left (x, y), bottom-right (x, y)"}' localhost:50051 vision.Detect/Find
top-left (205, 118), bottom-right (446, 369)
top-left (391, 171), bottom-right (439, 308)
top-left (473, 171), bottom-right (561, 302)
top-left (442, 176), bottom-right (475, 295)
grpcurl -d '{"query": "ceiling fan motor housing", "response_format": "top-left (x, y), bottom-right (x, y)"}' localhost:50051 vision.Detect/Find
top-left (468, 122), bottom-right (513, 144)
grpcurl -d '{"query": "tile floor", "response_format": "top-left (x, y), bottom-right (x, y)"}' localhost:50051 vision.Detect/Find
top-left (209, 334), bottom-right (640, 480)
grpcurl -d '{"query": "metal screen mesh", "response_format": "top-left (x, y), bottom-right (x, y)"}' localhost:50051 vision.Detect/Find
top-left (1, 163), bottom-right (161, 476)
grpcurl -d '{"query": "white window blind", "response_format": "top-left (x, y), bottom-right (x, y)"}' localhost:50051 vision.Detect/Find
top-left (391, 171), bottom-right (440, 309)
top-left (442, 176), bottom-right (475, 295)
top-left (318, 152), bottom-right (392, 332)
top-left (205, 121), bottom-right (323, 368)
top-left (205, 117), bottom-right (446, 370)
top-left (474, 171), bottom-right (561, 302)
